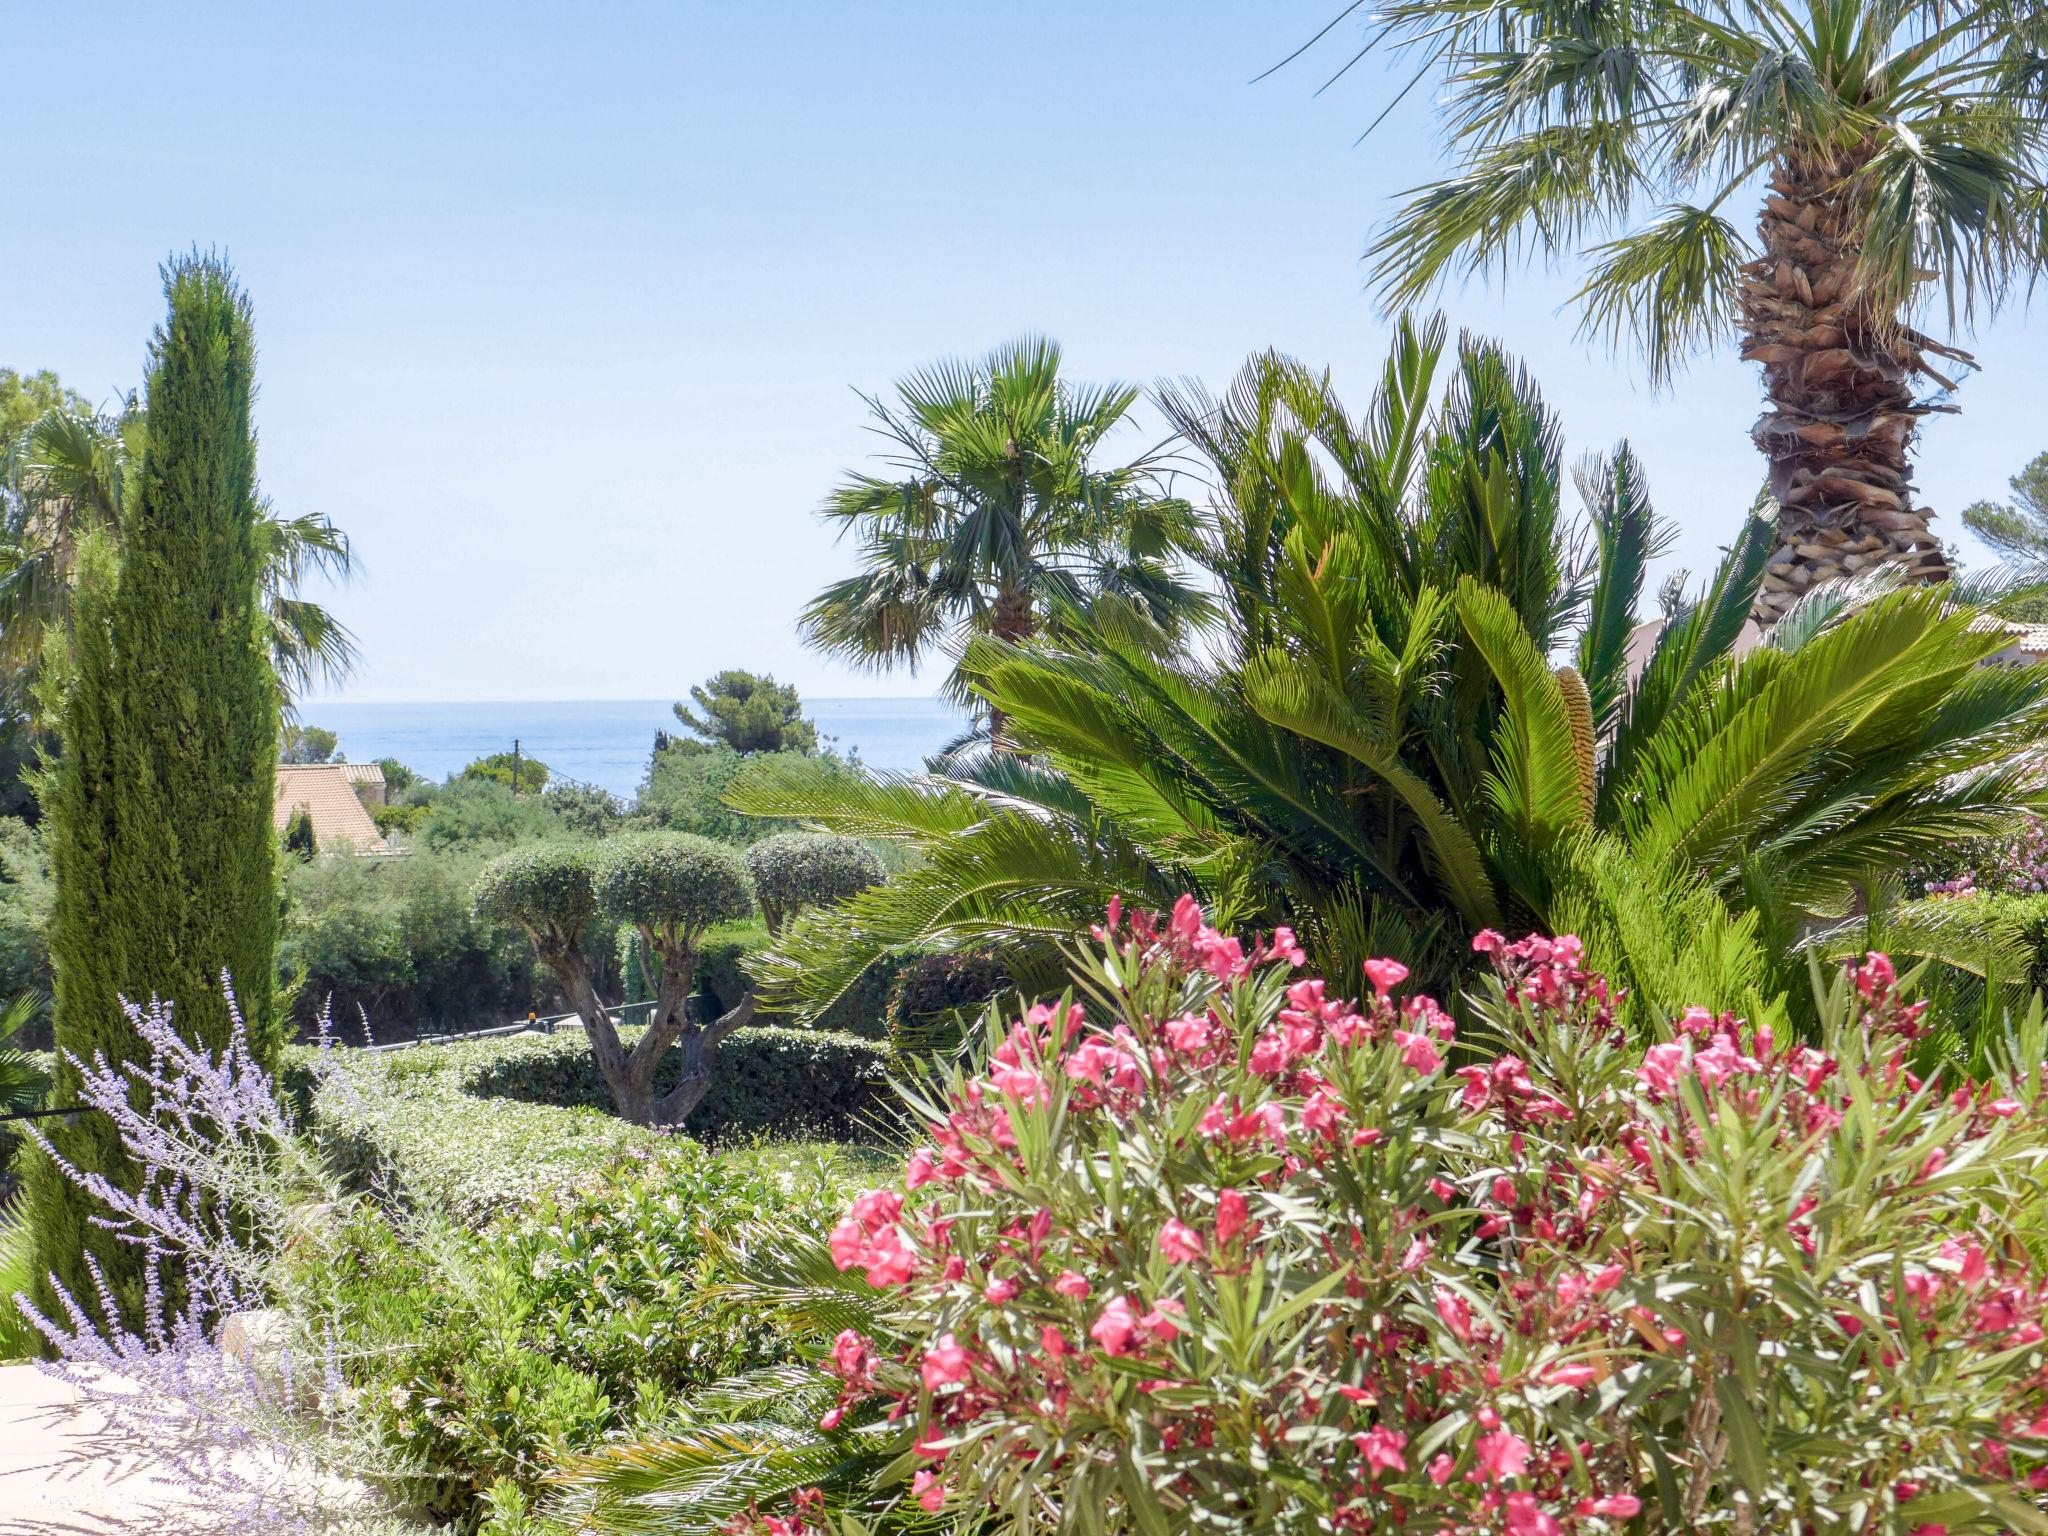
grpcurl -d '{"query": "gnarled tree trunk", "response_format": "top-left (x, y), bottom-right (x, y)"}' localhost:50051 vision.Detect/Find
top-left (1741, 153), bottom-right (1966, 623)
top-left (543, 941), bottom-right (755, 1129)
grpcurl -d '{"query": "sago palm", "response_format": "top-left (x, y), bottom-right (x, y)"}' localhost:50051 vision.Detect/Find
top-left (0, 401), bottom-right (358, 708)
top-left (800, 336), bottom-right (1210, 729)
top-left (734, 319), bottom-right (2048, 1029)
top-left (1294, 0), bottom-right (2048, 620)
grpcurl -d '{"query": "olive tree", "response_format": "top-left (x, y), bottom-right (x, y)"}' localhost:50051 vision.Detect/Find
top-left (474, 834), bottom-right (755, 1127)
top-left (745, 830), bottom-right (882, 937)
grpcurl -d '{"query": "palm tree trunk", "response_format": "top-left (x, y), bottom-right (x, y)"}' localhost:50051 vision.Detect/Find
top-left (985, 588), bottom-right (1037, 751)
top-left (1740, 155), bottom-right (1964, 623)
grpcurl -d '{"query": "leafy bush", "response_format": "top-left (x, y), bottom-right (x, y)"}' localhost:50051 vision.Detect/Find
top-left (748, 831), bottom-right (883, 935)
top-left (545, 779), bottom-right (625, 837)
top-left (422, 777), bottom-right (563, 851)
top-left (310, 1026), bottom-right (893, 1222)
top-left (311, 1042), bottom-right (662, 1223)
top-left (313, 1142), bottom-right (872, 1521)
top-left (595, 831), bottom-right (753, 939)
top-left (635, 743), bottom-right (857, 845)
top-left (669, 901), bottom-right (2048, 1536)
top-left (462, 1025), bottom-right (894, 1147)
top-left (281, 849), bottom-right (593, 1040)
top-left (695, 922), bottom-right (903, 1040)
top-left (695, 921), bottom-right (770, 1016)
top-left (463, 750), bottom-right (552, 793)
top-left (0, 815), bottom-right (51, 1003)
top-left (370, 800), bottom-right (428, 838)
top-left (883, 944), bottom-right (1012, 1049)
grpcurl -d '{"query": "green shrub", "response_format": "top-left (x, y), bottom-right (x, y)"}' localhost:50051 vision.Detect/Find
top-left (594, 831), bottom-right (753, 938)
top-left (308, 1026), bottom-right (893, 1222)
top-left (462, 1026), bottom-right (894, 1146)
top-left (282, 850), bottom-right (594, 1040)
top-left (0, 816), bottom-right (51, 1003)
top-left (634, 744), bottom-right (860, 844)
top-left (370, 801), bottom-right (428, 838)
top-left (694, 921), bottom-right (769, 1016)
top-left (696, 921), bottom-right (902, 1040)
top-left (463, 751), bottom-right (551, 793)
top-left (884, 945), bottom-right (1012, 1049)
top-left (311, 1044), bottom-right (660, 1222)
top-left (746, 830), bottom-right (882, 935)
top-left (422, 777), bottom-right (561, 852)
top-left (304, 1138), bottom-right (873, 1521)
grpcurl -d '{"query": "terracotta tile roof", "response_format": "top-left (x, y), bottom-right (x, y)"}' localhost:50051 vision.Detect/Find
top-left (337, 762), bottom-right (386, 789)
top-left (274, 764), bottom-right (396, 855)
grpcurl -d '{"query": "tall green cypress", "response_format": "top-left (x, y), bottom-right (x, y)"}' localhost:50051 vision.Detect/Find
top-left (28, 255), bottom-right (280, 1327)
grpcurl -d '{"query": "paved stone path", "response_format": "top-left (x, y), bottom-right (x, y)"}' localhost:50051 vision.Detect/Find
top-left (1, 1361), bottom-right (219, 1534)
top-left (0, 1363), bottom-right (377, 1535)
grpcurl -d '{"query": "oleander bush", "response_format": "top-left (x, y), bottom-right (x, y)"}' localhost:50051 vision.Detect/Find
top-left (579, 899), bottom-right (2048, 1536)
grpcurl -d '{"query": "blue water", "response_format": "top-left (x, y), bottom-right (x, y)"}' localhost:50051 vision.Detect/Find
top-left (310, 697), bottom-right (968, 799)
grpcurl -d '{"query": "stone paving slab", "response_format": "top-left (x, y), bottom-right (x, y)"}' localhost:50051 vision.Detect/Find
top-left (0, 1362), bottom-right (380, 1535)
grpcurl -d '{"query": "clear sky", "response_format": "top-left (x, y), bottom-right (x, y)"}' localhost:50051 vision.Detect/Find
top-left (7, 2), bottom-right (2044, 704)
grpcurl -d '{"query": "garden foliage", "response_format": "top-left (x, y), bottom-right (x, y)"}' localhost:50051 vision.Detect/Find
top-left (597, 900), bottom-right (2048, 1536)
top-left (29, 255), bottom-right (282, 1328)
top-left (736, 320), bottom-right (2048, 1035)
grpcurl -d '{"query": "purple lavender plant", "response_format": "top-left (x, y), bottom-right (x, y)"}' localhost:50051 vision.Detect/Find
top-left (11, 982), bottom-right (409, 1530)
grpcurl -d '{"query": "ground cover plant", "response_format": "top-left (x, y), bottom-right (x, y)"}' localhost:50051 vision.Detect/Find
top-left (565, 898), bottom-right (2048, 1536)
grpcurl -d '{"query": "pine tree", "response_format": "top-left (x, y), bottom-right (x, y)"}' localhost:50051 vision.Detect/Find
top-left (28, 255), bottom-right (280, 1328)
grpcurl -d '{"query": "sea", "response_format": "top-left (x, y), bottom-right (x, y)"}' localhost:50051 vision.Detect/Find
top-left (310, 697), bottom-right (969, 800)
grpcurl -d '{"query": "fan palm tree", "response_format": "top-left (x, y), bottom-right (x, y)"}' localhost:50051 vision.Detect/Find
top-left (733, 319), bottom-right (2048, 1030)
top-left (1290, 0), bottom-right (2048, 621)
top-left (0, 401), bottom-right (357, 709)
top-left (800, 336), bottom-right (1210, 738)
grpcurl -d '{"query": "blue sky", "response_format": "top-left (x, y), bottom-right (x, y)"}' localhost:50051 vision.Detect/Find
top-left (7, 2), bottom-right (2045, 703)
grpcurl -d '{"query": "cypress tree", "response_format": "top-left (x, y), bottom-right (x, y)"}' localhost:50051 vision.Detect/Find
top-left (28, 254), bottom-right (280, 1327)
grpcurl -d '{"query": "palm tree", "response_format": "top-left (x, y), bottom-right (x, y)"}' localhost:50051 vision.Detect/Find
top-left (0, 401), bottom-right (357, 709)
top-left (1290, 0), bottom-right (2048, 621)
top-left (800, 336), bottom-right (1210, 736)
top-left (733, 319), bottom-right (2048, 1031)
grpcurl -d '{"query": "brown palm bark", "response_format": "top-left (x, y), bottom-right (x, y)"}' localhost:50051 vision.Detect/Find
top-left (985, 585), bottom-right (1037, 751)
top-left (1740, 153), bottom-right (1968, 623)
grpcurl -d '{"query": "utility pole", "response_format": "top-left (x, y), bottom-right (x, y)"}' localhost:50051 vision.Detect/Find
top-left (511, 737), bottom-right (521, 795)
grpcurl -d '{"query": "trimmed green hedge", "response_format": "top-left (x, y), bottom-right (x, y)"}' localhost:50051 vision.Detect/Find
top-left (464, 1024), bottom-right (893, 1142)
top-left (302, 1022), bottom-right (894, 1224)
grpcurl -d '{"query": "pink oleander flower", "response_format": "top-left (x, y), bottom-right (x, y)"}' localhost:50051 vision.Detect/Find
top-left (1473, 1429), bottom-right (1531, 1484)
top-left (1053, 1269), bottom-right (1092, 1299)
top-left (1091, 1295), bottom-right (1141, 1356)
top-left (1215, 1188), bottom-right (1250, 1245)
top-left (1355, 1425), bottom-right (1408, 1479)
top-left (921, 1333), bottom-right (975, 1389)
top-left (1363, 957), bottom-right (1410, 995)
top-left (1158, 1218), bottom-right (1205, 1264)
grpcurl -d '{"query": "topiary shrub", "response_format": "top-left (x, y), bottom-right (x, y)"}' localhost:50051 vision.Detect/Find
top-left (884, 945), bottom-right (1011, 1050)
top-left (746, 831), bottom-right (883, 937)
top-left (475, 834), bottom-right (758, 1127)
top-left (705, 901), bottom-right (2048, 1536)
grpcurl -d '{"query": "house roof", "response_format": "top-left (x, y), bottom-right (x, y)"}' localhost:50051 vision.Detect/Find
top-left (274, 764), bottom-right (396, 855)
top-left (337, 761), bottom-right (386, 789)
